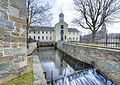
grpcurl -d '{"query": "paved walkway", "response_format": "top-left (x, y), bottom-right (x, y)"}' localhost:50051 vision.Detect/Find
top-left (33, 55), bottom-right (47, 85)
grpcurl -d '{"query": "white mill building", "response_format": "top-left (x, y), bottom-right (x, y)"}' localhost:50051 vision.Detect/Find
top-left (28, 12), bottom-right (81, 42)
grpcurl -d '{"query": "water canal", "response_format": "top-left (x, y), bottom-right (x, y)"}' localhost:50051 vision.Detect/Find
top-left (34, 47), bottom-right (114, 85)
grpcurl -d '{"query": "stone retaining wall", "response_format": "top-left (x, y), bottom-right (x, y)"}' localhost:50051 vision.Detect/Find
top-left (28, 43), bottom-right (47, 85)
top-left (57, 42), bottom-right (120, 85)
top-left (33, 55), bottom-right (47, 85)
top-left (27, 42), bottom-right (37, 55)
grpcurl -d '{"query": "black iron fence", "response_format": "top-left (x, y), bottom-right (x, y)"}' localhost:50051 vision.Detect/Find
top-left (69, 34), bottom-right (120, 49)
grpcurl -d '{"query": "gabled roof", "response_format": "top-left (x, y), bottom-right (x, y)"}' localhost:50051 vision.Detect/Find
top-left (55, 21), bottom-right (68, 26)
top-left (68, 28), bottom-right (80, 32)
top-left (29, 26), bottom-right (80, 32)
top-left (29, 26), bottom-right (54, 31)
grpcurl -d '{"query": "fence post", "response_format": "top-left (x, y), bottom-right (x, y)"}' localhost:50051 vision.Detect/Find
top-left (106, 33), bottom-right (108, 47)
top-left (116, 35), bottom-right (117, 48)
top-left (51, 71), bottom-right (53, 85)
top-left (43, 72), bottom-right (47, 79)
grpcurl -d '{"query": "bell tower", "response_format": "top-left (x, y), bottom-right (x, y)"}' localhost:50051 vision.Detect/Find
top-left (59, 12), bottom-right (64, 22)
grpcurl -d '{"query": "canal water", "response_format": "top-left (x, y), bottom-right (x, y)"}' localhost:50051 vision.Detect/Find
top-left (35, 47), bottom-right (114, 85)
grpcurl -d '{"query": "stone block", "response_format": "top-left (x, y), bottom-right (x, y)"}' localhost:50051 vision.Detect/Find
top-left (0, 48), bottom-right (3, 56)
top-left (4, 48), bottom-right (27, 56)
top-left (1, 2), bottom-right (8, 10)
top-left (0, 53), bottom-right (3, 56)
top-left (15, 23), bottom-right (23, 29)
top-left (11, 32), bottom-right (19, 36)
top-left (19, 43), bottom-right (26, 47)
top-left (3, 42), bottom-right (10, 48)
top-left (0, 38), bottom-right (3, 40)
top-left (9, 16), bottom-right (26, 24)
top-left (4, 31), bottom-right (10, 37)
top-left (17, 37), bottom-right (26, 42)
top-left (0, 19), bottom-right (14, 29)
top-left (4, 12), bottom-right (8, 20)
top-left (15, 27), bottom-right (20, 32)
top-left (0, 44), bottom-right (3, 48)
top-left (0, 55), bottom-right (14, 62)
top-left (3, 37), bottom-right (11, 42)
top-left (0, 26), bottom-right (4, 38)
top-left (0, 10), bottom-right (4, 19)
top-left (9, 6), bottom-right (19, 18)
top-left (11, 43), bottom-right (18, 48)
top-left (11, 36), bottom-right (18, 42)
top-left (21, 33), bottom-right (26, 37)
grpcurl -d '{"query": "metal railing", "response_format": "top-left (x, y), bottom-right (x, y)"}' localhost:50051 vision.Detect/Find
top-left (68, 34), bottom-right (120, 50)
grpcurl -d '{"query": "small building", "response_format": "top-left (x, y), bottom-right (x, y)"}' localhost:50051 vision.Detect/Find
top-left (28, 12), bottom-right (81, 42)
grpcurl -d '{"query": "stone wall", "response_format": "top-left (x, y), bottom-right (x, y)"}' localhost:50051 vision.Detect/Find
top-left (27, 43), bottom-right (46, 85)
top-left (27, 42), bottom-right (37, 55)
top-left (33, 55), bottom-right (47, 85)
top-left (57, 42), bottom-right (120, 85)
top-left (0, 0), bottom-right (27, 83)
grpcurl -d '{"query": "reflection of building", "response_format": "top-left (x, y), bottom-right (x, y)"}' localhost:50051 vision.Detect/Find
top-left (29, 12), bottom-right (81, 42)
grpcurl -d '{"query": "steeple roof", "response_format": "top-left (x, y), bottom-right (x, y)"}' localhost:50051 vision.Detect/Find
top-left (59, 12), bottom-right (64, 17)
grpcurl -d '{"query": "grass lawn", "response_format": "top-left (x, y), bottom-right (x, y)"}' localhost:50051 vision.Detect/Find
top-left (1, 71), bottom-right (34, 85)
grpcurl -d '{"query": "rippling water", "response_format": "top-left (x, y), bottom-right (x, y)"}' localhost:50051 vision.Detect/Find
top-left (35, 47), bottom-right (114, 85)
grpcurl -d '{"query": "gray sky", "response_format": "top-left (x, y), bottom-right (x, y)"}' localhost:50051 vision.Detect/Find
top-left (50, 0), bottom-right (120, 34)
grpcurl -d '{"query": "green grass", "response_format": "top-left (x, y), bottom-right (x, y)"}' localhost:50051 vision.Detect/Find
top-left (1, 71), bottom-right (34, 85)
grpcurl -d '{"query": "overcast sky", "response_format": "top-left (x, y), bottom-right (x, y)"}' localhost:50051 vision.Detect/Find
top-left (50, 0), bottom-right (120, 34)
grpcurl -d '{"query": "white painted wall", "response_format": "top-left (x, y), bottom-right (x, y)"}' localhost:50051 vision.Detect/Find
top-left (54, 22), bottom-right (68, 42)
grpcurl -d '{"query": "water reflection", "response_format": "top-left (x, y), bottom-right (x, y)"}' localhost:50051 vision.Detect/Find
top-left (35, 47), bottom-right (76, 80)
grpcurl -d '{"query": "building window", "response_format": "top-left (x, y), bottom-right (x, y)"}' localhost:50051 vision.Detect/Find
top-left (50, 31), bottom-right (52, 34)
top-left (61, 30), bottom-right (64, 34)
top-left (29, 36), bottom-right (31, 38)
top-left (73, 32), bottom-right (75, 35)
top-left (42, 36), bottom-right (44, 40)
top-left (73, 37), bottom-right (74, 41)
top-left (38, 31), bottom-right (40, 34)
top-left (76, 37), bottom-right (78, 40)
top-left (42, 31), bottom-right (44, 34)
top-left (46, 31), bottom-right (48, 34)
top-left (69, 37), bottom-right (71, 40)
top-left (29, 30), bottom-right (31, 33)
top-left (38, 36), bottom-right (40, 39)
top-left (50, 36), bottom-right (52, 40)
top-left (69, 32), bottom-right (71, 35)
top-left (34, 36), bottom-right (35, 40)
top-left (46, 36), bottom-right (48, 40)
top-left (65, 36), bottom-right (66, 40)
top-left (61, 25), bottom-right (64, 29)
top-left (34, 31), bottom-right (35, 34)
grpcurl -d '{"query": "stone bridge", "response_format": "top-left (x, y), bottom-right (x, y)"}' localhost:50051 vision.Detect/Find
top-left (57, 42), bottom-right (120, 85)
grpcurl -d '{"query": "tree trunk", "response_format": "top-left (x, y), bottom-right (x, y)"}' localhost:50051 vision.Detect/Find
top-left (92, 31), bottom-right (96, 43)
top-left (26, 18), bottom-right (29, 49)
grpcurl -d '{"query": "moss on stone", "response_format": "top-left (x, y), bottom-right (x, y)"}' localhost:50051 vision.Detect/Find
top-left (1, 71), bottom-right (34, 85)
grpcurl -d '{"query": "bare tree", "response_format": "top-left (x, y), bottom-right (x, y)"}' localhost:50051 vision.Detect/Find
top-left (73, 0), bottom-right (120, 42)
top-left (26, 0), bottom-right (52, 48)
top-left (27, 0), bottom-right (52, 26)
